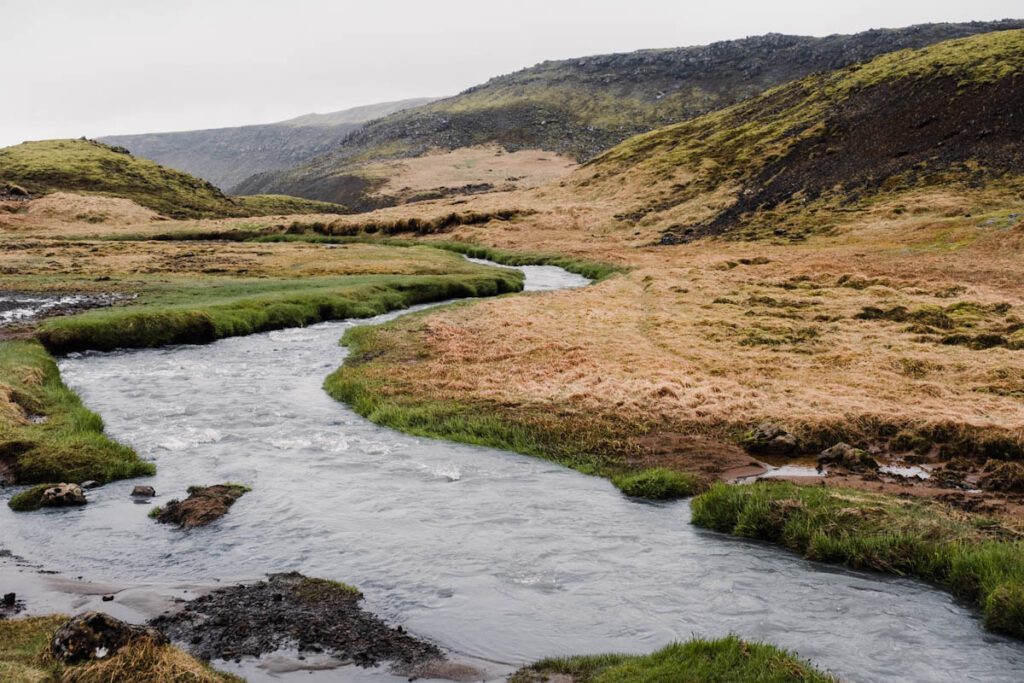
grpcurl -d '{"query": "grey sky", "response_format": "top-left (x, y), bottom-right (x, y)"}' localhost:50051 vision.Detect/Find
top-left (2, 0), bottom-right (1020, 147)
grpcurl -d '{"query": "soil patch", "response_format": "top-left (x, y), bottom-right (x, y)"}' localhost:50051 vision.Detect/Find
top-left (151, 572), bottom-right (442, 670)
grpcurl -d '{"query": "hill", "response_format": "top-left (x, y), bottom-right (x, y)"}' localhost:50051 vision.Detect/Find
top-left (98, 98), bottom-right (435, 190)
top-left (577, 28), bottom-right (1024, 242)
top-left (0, 138), bottom-right (346, 219)
top-left (232, 20), bottom-right (1024, 208)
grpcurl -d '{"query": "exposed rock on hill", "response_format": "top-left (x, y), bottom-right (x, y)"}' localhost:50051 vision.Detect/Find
top-left (579, 29), bottom-right (1024, 241)
top-left (234, 20), bottom-right (1024, 208)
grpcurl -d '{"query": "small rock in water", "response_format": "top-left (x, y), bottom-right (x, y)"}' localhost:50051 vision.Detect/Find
top-left (2, 592), bottom-right (15, 607)
top-left (80, 480), bottom-right (101, 490)
top-left (131, 485), bottom-right (156, 498)
top-left (41, 483), bottom-right (87, 507)
top-left (102, 594), bottom-right (114, 602)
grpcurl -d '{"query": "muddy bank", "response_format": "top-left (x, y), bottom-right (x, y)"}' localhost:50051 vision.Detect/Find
top-left (152, 572), bottom-right (446, 674)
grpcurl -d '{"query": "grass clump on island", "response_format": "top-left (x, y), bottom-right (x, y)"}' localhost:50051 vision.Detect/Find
top-left (692, 482), bottom-right (1024, 639)
top-left (510, 636), bottom-right (835, 683)
top-left (1, 340), bottom-right (152, 511)
top-left (0, 615), bottom-right (241, 683)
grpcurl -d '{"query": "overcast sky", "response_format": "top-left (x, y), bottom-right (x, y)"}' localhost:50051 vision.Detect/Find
top-left (1, 0), bottom-right (1020, 147)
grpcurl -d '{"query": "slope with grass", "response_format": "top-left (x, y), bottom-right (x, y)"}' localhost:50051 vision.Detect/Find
top-left (578, 29), bottom-right (1024, 242)
top-left (99, 98), bottom-right (436, 189)
top-left (233, 21), bottom-right (1024, 208)
top-left (319, 31), bottom-right (1024, 513)
top-left (0, 139), bottom-right (347, 219)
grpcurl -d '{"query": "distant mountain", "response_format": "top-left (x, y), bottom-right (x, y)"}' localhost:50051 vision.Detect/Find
top-left (0, 138), bottom-right (346, 219)
top-left (577, 29), bottom-right (1024, 242)
top-left (98, 98), bottom-right (436, 191)
top-left (232, 20), bottom-right (1024, 209)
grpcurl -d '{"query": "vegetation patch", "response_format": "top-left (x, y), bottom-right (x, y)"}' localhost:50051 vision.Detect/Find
top-left (611, 468), bottom-right (703, 500)
top-left (0, 615), bottom-right (238, 683)
top-left (0, 341), bottom-right (151, 505)
top-left (691, 481), bottom-right (1024, 638)
top-left (35, 270), bottom-right (523, 354)
top-left (509, 636), bottom-right (835, 682)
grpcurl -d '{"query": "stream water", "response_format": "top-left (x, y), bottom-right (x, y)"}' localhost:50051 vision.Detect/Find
top-left (2, 263), bottom-right (1022, 682)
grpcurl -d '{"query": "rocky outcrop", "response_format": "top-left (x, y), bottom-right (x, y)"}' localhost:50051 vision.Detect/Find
top-left (817, 443), bottom-right (879, 473)
top-left (41, 483), bottom-right (87, 507)
top-left (742, 422), bottom-right (799, 455)
top-left (152, 484), bottom-right (249, 529)
top-left (151, 572), bottom-right (441, 668)
top-left (236, 21), bottom-right (1024, 207)
top-left (50, 612), bottom-right (166, 663)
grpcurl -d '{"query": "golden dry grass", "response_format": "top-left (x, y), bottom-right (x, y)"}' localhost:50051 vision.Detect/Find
top-left (339, 188), bottom-right (1024, 458)
top-left (0, 239), bottom-right (488, 286)
top-left (359, 144), bottom-right (577, 200)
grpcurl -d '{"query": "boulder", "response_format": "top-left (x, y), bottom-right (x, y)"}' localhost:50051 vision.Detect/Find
top-left (50, 611), bottom-right (166, 663)
top-left (743, 422), bottom-right (799, 455)
top-left (41, 483), bottom-right (87, 507)
top-left (80, 480), bottom-right (101, 490)
top-left (131, 485), bottom-right (156, 498)
top-left (817, 443), bottom-right (879, 473)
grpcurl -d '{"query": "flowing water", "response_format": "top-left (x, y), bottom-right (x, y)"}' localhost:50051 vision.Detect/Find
top-left (2, 263), bottom-right (1022, 681)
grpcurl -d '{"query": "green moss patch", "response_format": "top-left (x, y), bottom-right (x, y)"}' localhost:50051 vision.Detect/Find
top-left (612, 468), bottom-right (703, 500)
top-left (510, 636), bottom-right (835, 682)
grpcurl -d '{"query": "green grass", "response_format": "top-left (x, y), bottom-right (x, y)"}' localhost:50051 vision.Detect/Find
top-left (0, 138), bottom-right (345, 219)
top-left (611, 468), bottom-right (703, 500)
top-left (1, 341), bottom-right (152, 510)
top-left (294, 576), bottom-right (363, 603)
top-left (510, 636), bottom-right (835, 683)
top-left (326, 319), bottom-right (704, 500)
top-left (35, 270), bottom-right (523, 354)
top-left (0, 615), bottom-right (65, 682)
top-left (691, 481), bottom-right (1024, 639)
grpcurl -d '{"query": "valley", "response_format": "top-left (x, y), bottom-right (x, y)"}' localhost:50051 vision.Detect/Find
top-left (1, 16), bottom-right (1023, 683)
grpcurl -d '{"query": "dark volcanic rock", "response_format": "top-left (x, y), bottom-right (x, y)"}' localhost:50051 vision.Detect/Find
top-left (235, 20), bottom-right (1024, 208)
top-left (50, 611), bottom-right (166, 663)
top-left (131, 485), bottom-right (156, 498)
top-left (153, 484), bottom-right (249, 528)
top-left (151, 572), bottom-right (442, 668)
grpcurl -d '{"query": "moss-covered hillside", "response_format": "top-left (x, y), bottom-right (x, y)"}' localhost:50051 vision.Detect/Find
top-left (582, 29), bottom-right (1024, 241)
top-left (233, 21), bottom-right (1023, 208)
top-left (0, 139), bottom-right (346, 219)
